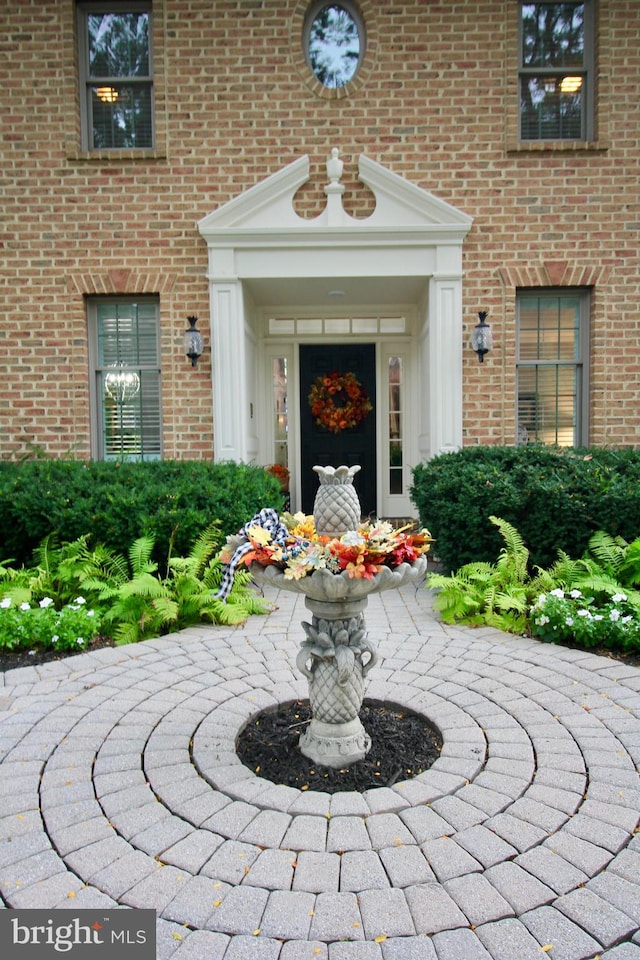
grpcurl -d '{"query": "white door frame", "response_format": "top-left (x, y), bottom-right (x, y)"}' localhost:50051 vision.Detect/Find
top-left (258, 320), bottom-right (420, 517)
top-left (198, 149), bottom-right (473, 510)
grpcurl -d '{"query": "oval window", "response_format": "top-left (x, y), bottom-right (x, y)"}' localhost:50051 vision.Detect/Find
top-left (304, 2), bottom-right (365, 89)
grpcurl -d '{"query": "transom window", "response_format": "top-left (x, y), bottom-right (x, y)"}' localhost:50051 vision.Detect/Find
top-left (303, 2), bottom-right (365, 89)
top-left (519, 1), bottom-right (594, 141)
top-left (516, 291), bottom-right (590, 447)
top-left (89, 298), bottom-right (162, 460)
top-left (78, 1), bottom-right (153, 150)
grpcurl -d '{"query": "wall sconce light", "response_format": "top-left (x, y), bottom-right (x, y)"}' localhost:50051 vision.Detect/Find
top-left (184, 315), bottom-right (204, 367)
top-left (471, 311), bottom-right (493, 363)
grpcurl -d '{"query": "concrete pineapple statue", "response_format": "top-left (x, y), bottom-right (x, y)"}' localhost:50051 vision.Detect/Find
top-left (312, 464), bottom-right (361, 537)
top-left (296, 614), bottom-right (378, 767)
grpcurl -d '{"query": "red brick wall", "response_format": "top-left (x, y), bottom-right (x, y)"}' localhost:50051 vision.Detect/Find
top-left (1, 0), bottom-right (638, 459)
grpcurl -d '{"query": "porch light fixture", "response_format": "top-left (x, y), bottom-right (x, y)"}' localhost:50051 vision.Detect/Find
top-left (471, 311), bottom-right (493, 363)
top-left (184, 315), bottom-right (204, 367)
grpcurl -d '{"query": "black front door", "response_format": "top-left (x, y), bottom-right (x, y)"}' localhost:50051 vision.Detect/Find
top-left (299, 343), bottom-right (376, 516)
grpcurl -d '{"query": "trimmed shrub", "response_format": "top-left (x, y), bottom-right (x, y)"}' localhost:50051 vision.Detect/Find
top-left (0, 460), bottom-right (283, 566)
top-left (411, 446), bottom-right (640, 572)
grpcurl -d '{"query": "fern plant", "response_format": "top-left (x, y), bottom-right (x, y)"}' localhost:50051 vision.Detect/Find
top-left (587, 531), bottom-right (640, 592)
top-left (427, 517), bottom-right (640, 648)
top-left (0, 535), bottom-right (114, 611)
top-left (428, 516), bottom-right (532, 634)
top-left (86, 523), bottom-right (270, 645)
top-left (527, 534), bottom-right (640, 608)
top-left (0, 525), bottom-right (270, 648)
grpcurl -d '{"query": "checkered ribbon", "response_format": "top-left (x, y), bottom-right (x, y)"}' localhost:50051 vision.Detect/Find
top-left (216, 508), bottom-right (289, 601)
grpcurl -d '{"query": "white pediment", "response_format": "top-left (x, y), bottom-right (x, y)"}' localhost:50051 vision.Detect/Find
top-left (197, 148), bottom-right (472, 240)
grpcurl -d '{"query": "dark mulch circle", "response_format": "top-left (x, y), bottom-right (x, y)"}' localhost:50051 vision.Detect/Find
top-left (236, 699), bottom-right (443, 793)
top-left (0, 636), bottom-right (117, 672)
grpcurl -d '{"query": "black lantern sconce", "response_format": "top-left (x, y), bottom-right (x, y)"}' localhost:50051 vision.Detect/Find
top-left (471, 310), bottom-right (493, 363)
top-left (184, 315), bottom-right (204, 367)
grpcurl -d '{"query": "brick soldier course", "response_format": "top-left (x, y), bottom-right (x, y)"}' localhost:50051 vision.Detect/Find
top-left (1, 585), bottom-right (639, 959)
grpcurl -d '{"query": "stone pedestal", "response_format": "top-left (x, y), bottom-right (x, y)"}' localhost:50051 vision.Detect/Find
top-left (299, 715), bottom-right (371, 769)
top-left (296, 596), bottom-right (376, 768)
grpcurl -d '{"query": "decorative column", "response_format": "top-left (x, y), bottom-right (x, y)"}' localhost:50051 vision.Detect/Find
top-left (209, 272), bottom-right (248, 463)
top-left (428, 266), bottom-right (464, 456)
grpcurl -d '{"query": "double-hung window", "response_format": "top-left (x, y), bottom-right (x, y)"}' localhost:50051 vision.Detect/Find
top-left (78, 2), bottom-right (154, 150)
top-left (89, 298), bottom-right (162, 460)
top-left (516, 291), bottom-right (590, 447)
top-left (519, 1), bottom-right (594, 141)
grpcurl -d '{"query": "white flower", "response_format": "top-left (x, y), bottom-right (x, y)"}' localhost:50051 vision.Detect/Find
top-left (609, 609), bottom-right (621, 622)
top-left (535, 615), bottom-right (550, 626)
top-left (565, 617), bottom-right (574, 626)
top-left (0, 597), bottom-right (11, 609)
top-left (550, 588), bottom-right (565, 599)
top-left (577, 609), bottom-right (591, 618)
top-left (39, 597), bottom-right (55, 608)
top-left (52, 635), bottom-right (59, 643)
top-left (87, 610), bottom-right (95, 617)
top-left (622, 616), bottom-right (633, 624)
top-left (569, 589), bottom-right (582, 599)
top-left (74, 597), bottom-right (87, 605)
top-left (340, 531), bottom-right (366, 546)
top-left (594, 614), bottom-right (603, 621)
top-left (76, 638), bottom-right (85, 645)
top-left (612, 593), bottom-right (627, 603)
top-left (20, 602), bottom-right (31, 611)
top-left (535, 594), bottom-right (547, 606)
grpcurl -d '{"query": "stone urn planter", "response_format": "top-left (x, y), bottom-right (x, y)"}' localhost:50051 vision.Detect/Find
top-left (247, 465), bottom-right (430, 768)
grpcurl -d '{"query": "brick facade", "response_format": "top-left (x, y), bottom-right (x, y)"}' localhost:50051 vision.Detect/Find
top-left (1, 0), bottom-right (638, 461)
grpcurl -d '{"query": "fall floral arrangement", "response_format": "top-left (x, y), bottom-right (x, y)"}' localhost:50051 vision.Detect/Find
top-left (308, 371), bottom-right (373, 434)
top-left (219, 512), bottom-right (433, 583)
top-left (266, 463), bottom-right (290, 491)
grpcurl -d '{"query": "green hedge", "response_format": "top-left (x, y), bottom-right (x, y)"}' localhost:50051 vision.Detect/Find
top-left (410, 446), bottom-right (640, 572)
top-left (0, 460), bottom-right (283, 566)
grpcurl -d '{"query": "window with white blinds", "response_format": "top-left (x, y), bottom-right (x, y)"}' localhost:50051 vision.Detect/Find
top-left (90, 298), bottom-right (162, 460)
top-left (516, 291), bottom-right (589, 447)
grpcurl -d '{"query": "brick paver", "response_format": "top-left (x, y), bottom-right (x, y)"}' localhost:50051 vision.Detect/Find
top-left (1, 583), bottom-right (639, 958)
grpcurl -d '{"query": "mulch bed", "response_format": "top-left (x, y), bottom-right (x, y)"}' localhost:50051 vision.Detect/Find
top-left (235, 699), bottom-right (443, 793)
top-left (0, 636), bottom-right (117, 672)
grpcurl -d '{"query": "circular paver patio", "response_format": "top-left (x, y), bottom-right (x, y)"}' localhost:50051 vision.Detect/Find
top-left (1, 586), bottom-right (639, 960)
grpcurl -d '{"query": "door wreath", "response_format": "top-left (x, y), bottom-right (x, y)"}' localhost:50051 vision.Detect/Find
top-left (308, 370), bottom-right (373, 434)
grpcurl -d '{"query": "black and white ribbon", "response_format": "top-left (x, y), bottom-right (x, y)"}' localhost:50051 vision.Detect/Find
top-left (216, 507), bottom-right (289, 601)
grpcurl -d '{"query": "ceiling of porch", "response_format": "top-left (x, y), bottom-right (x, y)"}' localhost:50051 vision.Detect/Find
top-left (243, 275), bottom-right (428, 308)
